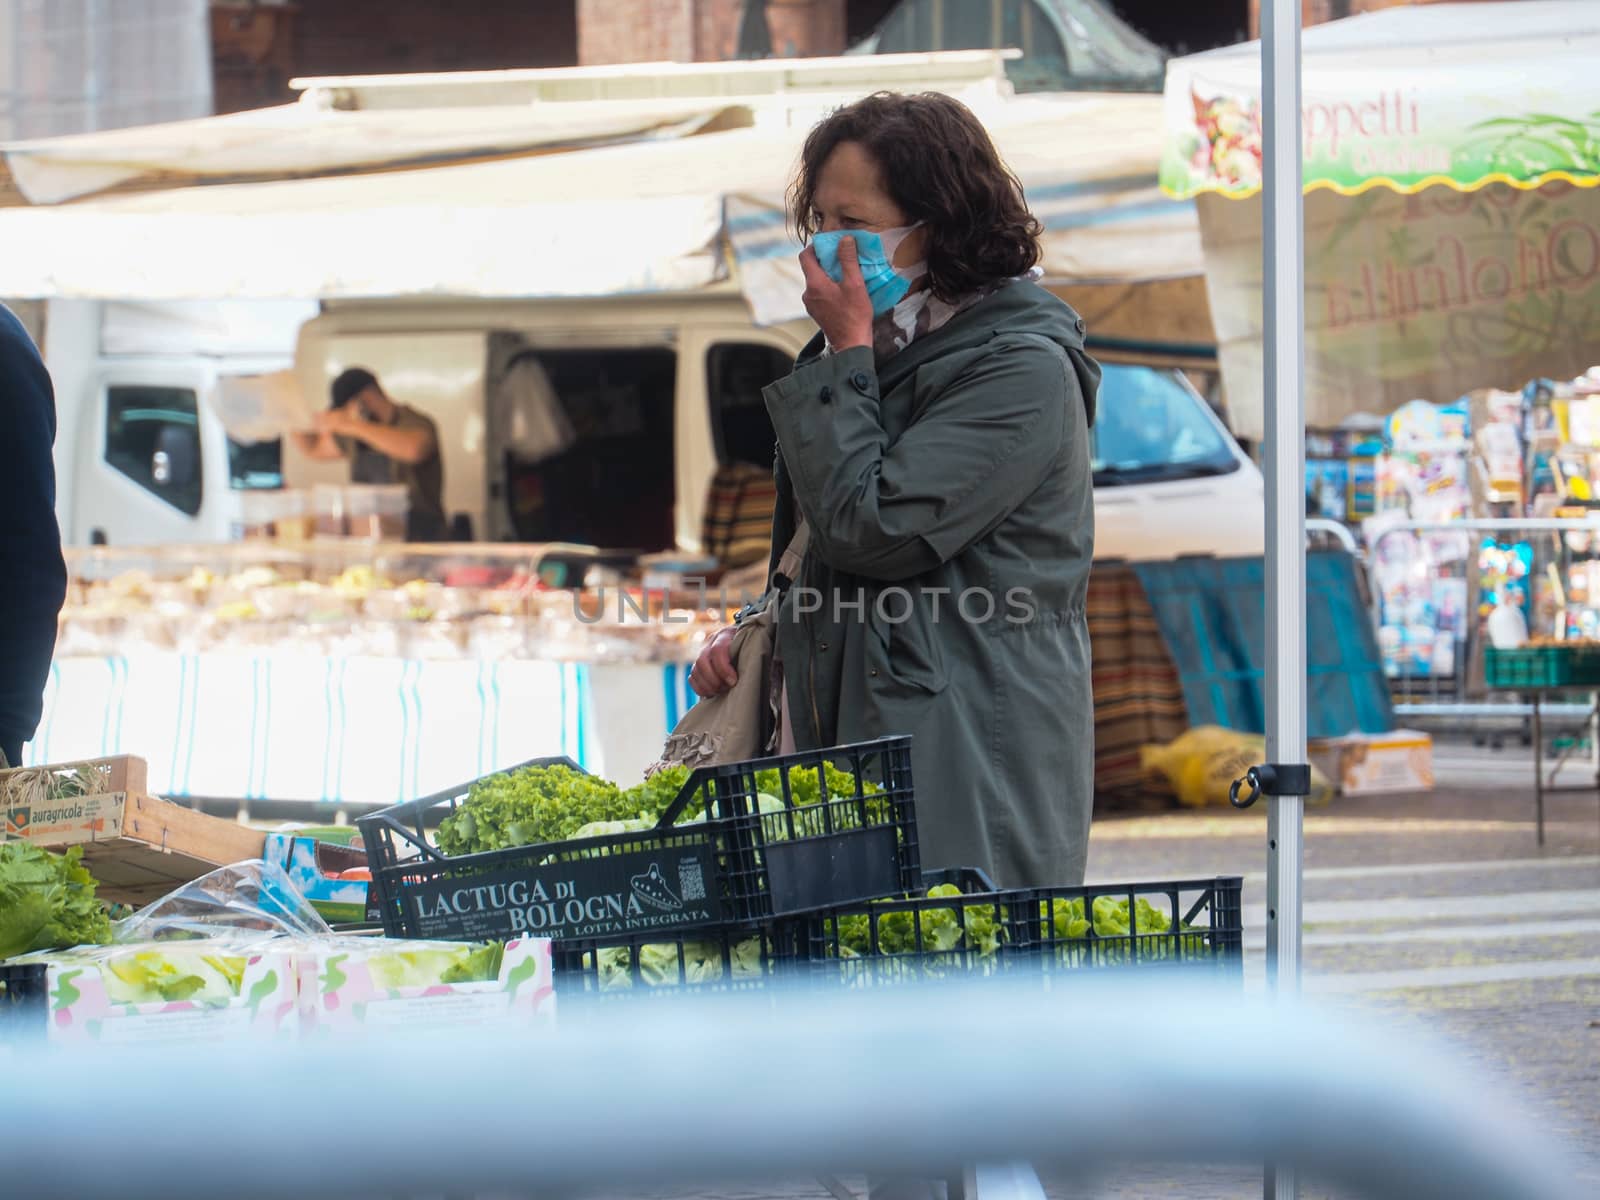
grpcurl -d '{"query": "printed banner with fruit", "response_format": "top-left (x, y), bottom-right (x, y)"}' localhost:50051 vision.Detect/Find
top-left (1161, 35), bottom-right (1600, 199)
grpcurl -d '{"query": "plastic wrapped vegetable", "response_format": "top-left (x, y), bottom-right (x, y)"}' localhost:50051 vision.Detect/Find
top-left (112, 860), bottom-right (331, 945)
top-left (366, 942), bottom-right (504, 990)
top-left (101, 949), bottom-right (248, 1004)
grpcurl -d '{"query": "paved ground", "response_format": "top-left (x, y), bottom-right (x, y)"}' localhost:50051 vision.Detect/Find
top-left (1058, 737), bottom-right (1600, 1199)
top-left (581, 737), bottom-right (1599, 1200)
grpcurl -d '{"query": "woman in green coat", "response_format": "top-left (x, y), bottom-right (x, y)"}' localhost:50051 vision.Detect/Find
top-left (691, 91), bottom-right (1101, 889)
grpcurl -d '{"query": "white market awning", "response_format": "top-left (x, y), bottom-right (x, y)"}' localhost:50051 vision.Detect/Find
top-left (0, 50), bottom-right (1020, 206)
top-left (0, 92), bottom-right (1199, 311)
top-left (0, 100), bottom-right (756, 206)
top-left (0, 132), bottom-right (746, 300)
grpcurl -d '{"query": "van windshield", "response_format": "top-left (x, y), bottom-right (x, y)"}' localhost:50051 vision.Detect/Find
top-left (1091, 365), bottom-right (1239, 486)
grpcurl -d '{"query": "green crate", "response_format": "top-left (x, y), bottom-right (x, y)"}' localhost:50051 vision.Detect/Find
top-left (1484, 644), bottom-right (1600, 690)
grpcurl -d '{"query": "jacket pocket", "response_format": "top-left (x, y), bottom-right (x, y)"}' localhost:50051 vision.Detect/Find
top-left (869, 592), bottom-right (949, 696)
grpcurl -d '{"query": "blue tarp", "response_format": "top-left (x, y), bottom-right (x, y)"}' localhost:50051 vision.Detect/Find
top-left (1132, 550), bottom-right (1394, 738)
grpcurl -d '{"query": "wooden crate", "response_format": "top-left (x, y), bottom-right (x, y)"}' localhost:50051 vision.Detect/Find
top-left (1, 756), bottom-right (266, 905)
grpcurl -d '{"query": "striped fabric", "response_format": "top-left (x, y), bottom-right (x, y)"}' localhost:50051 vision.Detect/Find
top-left (1087, 563), bottom-right (1189, 800)
top-left (701, 462), bottom-right (777, 568)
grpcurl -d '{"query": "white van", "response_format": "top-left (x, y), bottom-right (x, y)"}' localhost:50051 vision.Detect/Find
top-left (49, 288), bottom-right (1264, 561)
top-left (46, 298), bottom-right (318, 547)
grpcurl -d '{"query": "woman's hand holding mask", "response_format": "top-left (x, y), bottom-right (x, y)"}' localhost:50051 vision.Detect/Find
top-left (799, 236), bottom-right (874, 353)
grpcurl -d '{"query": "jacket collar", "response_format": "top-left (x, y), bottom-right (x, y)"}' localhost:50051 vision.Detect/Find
top-left (796, 279), bottom-right (1083, 395)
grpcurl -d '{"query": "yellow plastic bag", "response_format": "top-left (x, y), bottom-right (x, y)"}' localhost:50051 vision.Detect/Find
top-left (1140, 726), bottom-right (1333, 809)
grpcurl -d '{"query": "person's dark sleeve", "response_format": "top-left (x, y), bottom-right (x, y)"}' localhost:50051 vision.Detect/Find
top-left (0, 306), bottom-right (67, 766)
top-left (762, 339), bottom-right (1070, 582)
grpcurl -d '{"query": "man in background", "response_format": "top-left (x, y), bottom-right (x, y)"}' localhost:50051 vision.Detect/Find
top-left (0, 305), bottom-right (68, 768)
top-left (293, 367), bottom-right (449, 542)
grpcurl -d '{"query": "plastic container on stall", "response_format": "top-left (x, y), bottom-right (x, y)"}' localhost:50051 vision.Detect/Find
top-left (344, 485), bottom-right (409, 541)
top-left (228, 488), bottom-right (312, 544)
top-left (274, 489), bottom-right (314, 545)
top-left (232, 490), bottom-right (282, 542)
top-left (312, 484), bottom-right (347, 538)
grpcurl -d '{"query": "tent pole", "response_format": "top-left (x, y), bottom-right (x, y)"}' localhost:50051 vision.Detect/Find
top-left (1262, 1), bottom-right (1307, 1198)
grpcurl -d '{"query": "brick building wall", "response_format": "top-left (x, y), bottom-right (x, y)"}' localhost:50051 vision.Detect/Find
top-left (211, 0), bottom-right (579, 114)
top-left (579, 0), bottom-right (844, 66)
top-left (767, 0), bottom-right (846, 58)
top-left (576, 0), bottom-right (694, 64)
top-left (209, 0), bottom-right (864, 109)
top-left (694, 0), bottom-right (748, 62)
top-left (1248, 0), bottom-right (1521, 37)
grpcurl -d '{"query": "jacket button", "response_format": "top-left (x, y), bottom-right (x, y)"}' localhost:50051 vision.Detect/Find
top-left (1075, 318), bottom-right (1086, 334)
top-left (869, 668), bottom-right (879, 677)
top-left (819, 385), bottom-right (833, 404)
top-left (819, 641), bottom-right (828, 651)
top-left (849, 370), bottom-right (873, 392)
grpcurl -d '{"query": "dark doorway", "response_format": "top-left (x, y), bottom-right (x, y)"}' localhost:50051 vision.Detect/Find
top-left (501, 347), bottom-right (678, 552)
top-left (1107, 1), bottom-right (1250, 55)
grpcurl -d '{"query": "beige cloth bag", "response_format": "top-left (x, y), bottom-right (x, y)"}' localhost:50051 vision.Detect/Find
top-left (646, 522), bottom-right (808, 776)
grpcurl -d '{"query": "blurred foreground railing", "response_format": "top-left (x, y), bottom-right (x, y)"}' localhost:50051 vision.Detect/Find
top-left (1, 975), bottom-right (1579, 1200)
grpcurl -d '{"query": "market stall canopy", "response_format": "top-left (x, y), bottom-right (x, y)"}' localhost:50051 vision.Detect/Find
top-left (0, 92), bottom-right (1201, 324)
top-left (1157, 1), bottom-right (1600, 440)
top-left (0, 100), bottom-right (755, 206)
top-left (0, 50), bottom-right (1017, 206)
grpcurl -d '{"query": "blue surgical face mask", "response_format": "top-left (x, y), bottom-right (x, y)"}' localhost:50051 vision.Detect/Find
top-left (811, 222), bottom-right (923, 316)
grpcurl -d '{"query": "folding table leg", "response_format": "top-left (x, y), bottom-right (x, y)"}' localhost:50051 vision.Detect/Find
top-left (1534, 693), bottom-right (1545, 847)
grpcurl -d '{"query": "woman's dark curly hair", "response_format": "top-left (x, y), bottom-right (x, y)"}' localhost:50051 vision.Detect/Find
top-left (788, 91), bottom-right (1042, 302)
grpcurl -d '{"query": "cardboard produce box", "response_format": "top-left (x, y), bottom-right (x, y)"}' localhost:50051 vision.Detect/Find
top-left (263, 828), bottom-right (380, 926)
top-left (11, 946), bottom-right (299, 1045)
top-left (2, 756), bottom-right (266, 905)
top-left (297, 938), bottom-right (555, 1036)
top-left (1310, 731), bottom-right (1434, 796)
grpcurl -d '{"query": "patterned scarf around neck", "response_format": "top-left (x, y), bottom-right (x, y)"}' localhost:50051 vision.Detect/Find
top-left (824, 264), bottom-right (1045, 363)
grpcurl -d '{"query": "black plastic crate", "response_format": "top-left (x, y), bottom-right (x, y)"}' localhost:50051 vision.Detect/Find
top-left (0, 961), bottom-right (48, 1040)
top-left (802, 872), bottom-right (1244, 985)
top-left (552, 869), bottom-right (1001, 1000)
top-left (552, 922), bottom-right (805, 998)
top-left (1014, 877), bottom-right (1244, 976)
top-left (799, 868), bottom-right (1025, 986)
top-left (358, 738), bottom-right (919, 943)
top-left (551, 872), bottom-right (1244, 1000)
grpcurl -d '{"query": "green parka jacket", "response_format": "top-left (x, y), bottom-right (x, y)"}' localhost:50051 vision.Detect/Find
top-left (761, 278), bottom-right (1101, 889)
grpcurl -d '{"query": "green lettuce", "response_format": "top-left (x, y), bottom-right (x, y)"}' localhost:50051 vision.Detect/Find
top-left (835, 884), bottom-right (1008, 980)
top-left (0, 843), bottom-right (113, 961)
top-left (1047, 896), bottom-right (1207, 963)
top-left (367, 942), bottom-right (504, 989)
top-left (588, 937), bottom-right (766, 991)
top-left (435, 760), bottom-right (886, 857)
top-left (102, 950), bottom-right (247, 1004)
